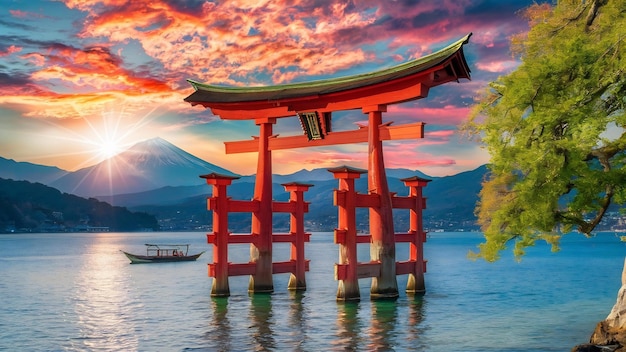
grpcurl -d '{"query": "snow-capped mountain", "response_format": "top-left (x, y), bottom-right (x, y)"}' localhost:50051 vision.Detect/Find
top-left (50, 137), bottom-right (238, 197)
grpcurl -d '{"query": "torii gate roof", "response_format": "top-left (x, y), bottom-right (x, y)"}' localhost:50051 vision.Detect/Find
top-left (184, 33), bottom-right (471, 120)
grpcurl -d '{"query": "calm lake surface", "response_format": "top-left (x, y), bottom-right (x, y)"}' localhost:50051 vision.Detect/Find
top-left (0, 231), bottom-right (624, 351)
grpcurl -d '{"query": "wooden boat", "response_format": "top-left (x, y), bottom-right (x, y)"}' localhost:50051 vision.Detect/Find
top-left (121, 244), bottom-right (205, 264)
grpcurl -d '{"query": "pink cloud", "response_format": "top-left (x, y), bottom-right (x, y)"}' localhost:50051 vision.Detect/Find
top-left (0, 45), bottom-right (22, 57)
top-left (9, 9), bottom-right (44, 19)
top-left (387, 105), bottom-right (471, 125)
top-left (475, 60), bottom-right (519, 73)
top-left (428, 130), bottom-right (455, 137)
top-left (381, 142), bottom-right (458, 169)
top-left (409, 158), bottom-right (457, 167)
top-left (21, 52), bottom-right (45, 66)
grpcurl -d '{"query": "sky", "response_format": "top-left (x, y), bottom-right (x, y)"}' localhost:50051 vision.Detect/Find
top-left (0, 0), bottom-right (547, 177)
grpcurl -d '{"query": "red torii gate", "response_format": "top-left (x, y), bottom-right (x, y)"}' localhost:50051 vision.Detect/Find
top-left (185, 33), bottom-right (471, 300)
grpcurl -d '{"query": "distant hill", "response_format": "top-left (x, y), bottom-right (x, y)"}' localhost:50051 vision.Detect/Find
top-left (0, 178), bottom-right (158, 233)
top-left (98, 166), bottom-right (444, 208)
top-left (268, 167), bottom-right (436, 184)
top-left (50, 137), bottom-right (237, 197)
top-left (129, 165), bottom-right (488, 232)
top-left (0, 157), bottom-right (68, 184)
top-left (0, 138), bottom-right (487, 232)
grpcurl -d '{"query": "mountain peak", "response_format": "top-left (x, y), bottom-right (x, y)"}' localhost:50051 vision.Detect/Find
top-left (128, 137), bottom-right (175, 152)
top-left (121, 137), bottom-right (225, 170)
top-left (135, 136), bottom-right (172, 147)
top-left (49, 137), bottom-right (238, 197)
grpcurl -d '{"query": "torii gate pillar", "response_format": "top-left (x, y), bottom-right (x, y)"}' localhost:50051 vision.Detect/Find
top-left (364, 105), bottom-right (399, 299)
top-left (249, 117), bottom-right (275, 293)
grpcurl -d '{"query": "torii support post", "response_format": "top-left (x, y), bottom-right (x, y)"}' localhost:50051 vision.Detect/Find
top-left (201, 172), bottom-right (240, 297)
top-left (402, 176), bottom-right (431, 295)
top-left (249, 118), bottom-right (275, 293)
top-left (283, 182), bottom-right (313, 291)
top-left (330, 166), bottom-right (366, 301)
top-left (364, 105), bottom-right (399, 300)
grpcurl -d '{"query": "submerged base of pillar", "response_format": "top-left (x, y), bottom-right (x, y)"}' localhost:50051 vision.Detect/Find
top-left (406, 274), bottom-right (425, 295)
top-left (337, 281), bottom-right (361, 301)
top-left (406, 289), bottom-right (426, 296)
top-left (287, 275), bottom-right (306, 291)
top-left (370, 281), bottom-right (399, 300)
top-left (370, 292), bottom-right (399, 300)
top-left (211, 280), bottom-right (230, 297)
top-left (248, 257), bottom-right (274, 293)
top-left (248, 277), bottom-right (274, 293)
top-left (370, 275), bottom-right (399, 301)
top-left (337, 295), bottom-right (361, 302)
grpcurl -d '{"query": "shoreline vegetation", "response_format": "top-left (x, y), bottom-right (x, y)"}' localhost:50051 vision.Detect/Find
top-left (0, 178), bottom-right (158, 233)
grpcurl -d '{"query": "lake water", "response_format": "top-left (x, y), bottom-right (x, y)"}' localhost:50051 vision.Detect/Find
top-left (0, 231), bottom-right (624, 351)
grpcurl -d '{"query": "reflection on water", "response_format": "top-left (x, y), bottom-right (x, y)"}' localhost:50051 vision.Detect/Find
top-left (335, 301), bottom-right (363, 350)
top-left (69, 237), bottom-right (139, 351)
top-left (368, 300), bottom-right (399, 350)
top-left (288, 291), bottom-right (307, 350)
top-left (209, 297), bottom-right (231, 351)
top-left (250, 293), bottom-right (276, 350)
top-left (203, 289), bottom-right (427, 351)
top-left (407, 296), bottom-right (426, 347)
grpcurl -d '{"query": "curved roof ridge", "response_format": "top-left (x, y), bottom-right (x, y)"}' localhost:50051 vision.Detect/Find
top-left (186, 33), bottom-right (472, 95)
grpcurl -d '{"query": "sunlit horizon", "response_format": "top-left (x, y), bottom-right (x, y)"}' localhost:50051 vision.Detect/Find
top-left (0, 0), bottom-right (545, 177)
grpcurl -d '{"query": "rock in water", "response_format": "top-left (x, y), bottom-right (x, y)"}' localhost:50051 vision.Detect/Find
top-left (604, 258), bottom-right (626, 329)
top-left (583, 258), bottom-right (626, 351)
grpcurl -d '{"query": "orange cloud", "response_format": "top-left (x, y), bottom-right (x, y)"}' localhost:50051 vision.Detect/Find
top-left (63, 1), bottom-right (375, 86)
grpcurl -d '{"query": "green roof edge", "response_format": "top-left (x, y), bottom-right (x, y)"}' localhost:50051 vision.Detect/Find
top-left (187, 33), bottom-right (472, 94)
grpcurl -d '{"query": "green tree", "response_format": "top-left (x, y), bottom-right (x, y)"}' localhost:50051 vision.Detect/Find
top-left (465, 0), bottom-right (626, 261)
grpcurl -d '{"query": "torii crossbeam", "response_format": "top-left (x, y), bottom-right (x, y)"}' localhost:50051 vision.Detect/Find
top-left (185, 33), bottom-right (471, 300)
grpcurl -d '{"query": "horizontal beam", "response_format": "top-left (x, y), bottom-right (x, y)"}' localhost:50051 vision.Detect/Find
top-left (208, 198), bottom-right (259, 213)
top-left (335, 261), bottom-right (382, 280)
top-left (207, 233), bottom-right (257, 244)
top-left (391, 196), bottom-right (427, 209)
top-left (395, 260), bottom-right (428, 275)
top-left (334, 190), bottom-right (380, 208)
top-left (225, 122), bottom-right (424, 154)
top-left (394, 232), bottom-right (418, 243)
top-left (334, 229), bottom-right (371, 244)
top-left (208, 262), bottom-right (256, 277)
top-left (208, 233), bottom-right (314, 244)
top-left (209, 260), bottom-right (312, 277)
top-left (335, 260), bottom-right (427, 279)
top-left (273, 260), bottom-right (310, 274)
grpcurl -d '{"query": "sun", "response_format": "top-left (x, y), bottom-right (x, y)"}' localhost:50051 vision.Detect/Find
top-left (81, 112), bottom-right (135, 163)
top-left (97, 138), bottom-right (123, 160)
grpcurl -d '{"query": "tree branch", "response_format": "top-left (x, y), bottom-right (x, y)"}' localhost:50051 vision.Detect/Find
top-left (577, 184), bottom-right (614, 235)
top-left (586, 0), bottom-right (608, 29)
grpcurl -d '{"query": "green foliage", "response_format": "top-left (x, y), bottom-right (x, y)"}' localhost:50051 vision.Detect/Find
top-left (0, 178), bottom-right (159, 232)
top-left (465, 0), bottom-right (626, 261)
